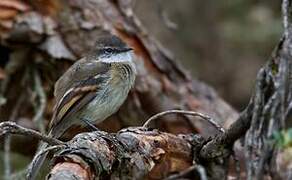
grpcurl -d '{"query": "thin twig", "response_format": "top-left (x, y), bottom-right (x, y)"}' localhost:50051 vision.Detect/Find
top-left (33, 69), bottom-right (47, 134)
top-left (0, 121), bottom-right (63, 145)
top-left (33, 145), bottom-right (65, 163)
top-left (4, 135), bottom-right (11, 180)
top-left (282, 0), bottom-right (289, 38)
top-left (3, 92), bottom-right (25, 180)
top-left (157, 0), bottom-right (178, 31)
top-left (195, 165), bottom-right (208, 180)
top-left (164, 164), bottom-right (207, 180)
top-left (143, 110), bottom-right (225, 133)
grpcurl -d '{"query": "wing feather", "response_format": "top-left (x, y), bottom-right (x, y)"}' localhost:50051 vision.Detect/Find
top-left (50, 75), bottom-right (109, 129)
top-left (54, 58), bottom-right (110, 103)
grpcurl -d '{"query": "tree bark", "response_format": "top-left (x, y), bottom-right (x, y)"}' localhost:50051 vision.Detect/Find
top-left (0, 0), bottom-right (237, 155)
top-left (47, 128), bottom-right (199, 180)
top-left (1, 0), bottom-right (291, 180)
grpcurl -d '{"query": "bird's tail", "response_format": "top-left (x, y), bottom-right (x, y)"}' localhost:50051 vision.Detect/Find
top-left (27, 129), bottom-right (60, 180)
top-left (26, 141), bottom-right (49, 180)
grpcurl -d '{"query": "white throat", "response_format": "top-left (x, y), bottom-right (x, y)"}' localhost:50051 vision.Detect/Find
top-left (100, 51), bottom-right (133, 63)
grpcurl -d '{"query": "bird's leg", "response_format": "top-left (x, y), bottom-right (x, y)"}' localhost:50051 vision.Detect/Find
top-left (81, 118), bottom-right (100, 131)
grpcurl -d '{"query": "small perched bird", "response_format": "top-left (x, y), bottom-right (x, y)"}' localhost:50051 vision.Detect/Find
top-left (28, 35), bottom-right (136, 179)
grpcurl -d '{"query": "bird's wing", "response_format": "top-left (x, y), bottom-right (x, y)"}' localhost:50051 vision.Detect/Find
top-left (50, 72), bottom-right (110, 131)
top-left (50, 76), bottom-right (109, 127)
top-left (54, 57), bottom-right (110, 103)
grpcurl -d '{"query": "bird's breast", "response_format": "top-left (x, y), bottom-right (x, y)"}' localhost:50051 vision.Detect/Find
top-left (110, 63), bottom-right (135, 84)
top-left (77, 62), bottom-right (135, 124)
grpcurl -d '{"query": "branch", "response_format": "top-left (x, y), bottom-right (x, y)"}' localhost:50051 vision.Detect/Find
top-left (199, 102), bottom-right (253, 159)
top-left (4, 135), bottom-right (11, 180)
top-left (47, 127), bottom-right (203, 179)
top-left (143, 110), bottom-right (225, 133)
top-left (32, 68), bottom-right (47, 134)
top-left (164, 165), bottom-right (207, 180)
top-left (0, 121), bottom-right (63, 145)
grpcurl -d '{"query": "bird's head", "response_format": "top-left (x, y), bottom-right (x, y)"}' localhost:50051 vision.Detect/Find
top-left (94, 35), bottom-right (134, 64)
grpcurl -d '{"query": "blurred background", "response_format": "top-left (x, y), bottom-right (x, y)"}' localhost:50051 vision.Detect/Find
top-left (0, 0), bottom-right (284, 178)
top-left (135, 0), bottom-right (281, 110)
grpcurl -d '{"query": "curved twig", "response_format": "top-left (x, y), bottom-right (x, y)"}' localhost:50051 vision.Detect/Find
top-left (164, 164), bottom-right (207, 180)
top-left (0, 121), bottom-right (63, 145)
top-left (33, 69), bottom-right (47, 134)
top-left (143, 110), bottom-right (225, 133)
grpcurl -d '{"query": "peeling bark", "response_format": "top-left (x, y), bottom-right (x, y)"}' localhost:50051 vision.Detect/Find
top-left (47, 128), bottom-right (200, 180)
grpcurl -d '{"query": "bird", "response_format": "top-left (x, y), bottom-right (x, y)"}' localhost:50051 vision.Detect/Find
top-left (27, 34), bottom-right (136, 180)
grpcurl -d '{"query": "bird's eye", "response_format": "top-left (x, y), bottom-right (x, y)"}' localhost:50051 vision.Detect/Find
top-left (104, 48), bottom-right (113, 54)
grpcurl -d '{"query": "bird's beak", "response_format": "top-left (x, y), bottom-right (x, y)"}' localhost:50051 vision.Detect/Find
top-left (120, 47), bottom-right (133, 53)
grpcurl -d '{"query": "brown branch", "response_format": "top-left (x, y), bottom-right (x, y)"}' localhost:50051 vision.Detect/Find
top-left (47, 127), bottom-right (202, 179)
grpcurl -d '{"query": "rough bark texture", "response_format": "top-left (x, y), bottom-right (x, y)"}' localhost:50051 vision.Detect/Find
top-left (243, 1), bottom-right (292, 179)
top-left (1, 0), bottom-right (291, 180)
top-left (47, 128), bottom-right (200, 180)
top-left (0, 0), bottom-right (237, 154)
